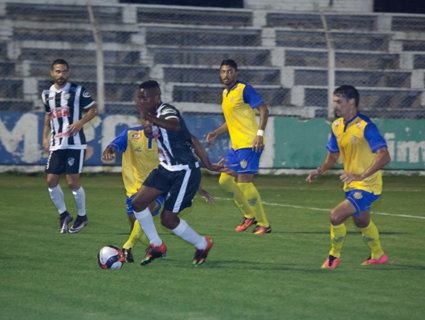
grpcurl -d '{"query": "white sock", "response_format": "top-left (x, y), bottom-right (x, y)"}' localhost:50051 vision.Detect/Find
top-left (134, 208), bottom-right (162, 246)
top-left (72, 187), bottom-right (86, 217)
top-left (48, 185), bottom-right (66, 214)
top-left (171, 219), bottom-right (207, 249)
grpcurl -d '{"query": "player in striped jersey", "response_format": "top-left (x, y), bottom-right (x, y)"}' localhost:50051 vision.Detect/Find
top-left (102, 117), bottom-right (215, 263)
top-left (131, 80), bottom-right (224, 266)
top-left (42, 59), bottom-right (98, 234)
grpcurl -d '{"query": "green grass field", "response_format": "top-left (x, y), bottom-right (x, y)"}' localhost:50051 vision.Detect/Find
top-left (1, 172), bottom-right (424, 320)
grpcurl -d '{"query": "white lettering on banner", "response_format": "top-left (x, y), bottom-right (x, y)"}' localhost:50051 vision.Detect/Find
top-left (101, 115), bottom-right (140, 154)
top-left (0, 114), bottom-right (41, 163)
top-left (397, 141), bottom-right (425, 163)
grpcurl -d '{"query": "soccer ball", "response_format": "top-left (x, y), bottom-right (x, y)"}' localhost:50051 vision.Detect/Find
top-left (97, 245), bottom-right (125, 269)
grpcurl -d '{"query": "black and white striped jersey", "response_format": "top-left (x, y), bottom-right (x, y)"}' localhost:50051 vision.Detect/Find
top-left (152, 103), bottom-right (199, 171)
top-left (42, 82), bottom-right (95, 151)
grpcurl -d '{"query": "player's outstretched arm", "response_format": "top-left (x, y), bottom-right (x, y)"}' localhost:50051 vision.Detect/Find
top-left (191, 134), bottom-right (224, 172)
top-left (306, 151), bottom-right (340, 182)
top-left (197, 186), bottom-right (216, 205)
top-left (207, 123), bottom-right (228, 144)
top-left (101, 146), bottom-right (117, 161)
top-left (340, 147), bottom-right (391, 184)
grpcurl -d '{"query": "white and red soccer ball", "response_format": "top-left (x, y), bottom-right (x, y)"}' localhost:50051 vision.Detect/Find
top-left (98, 245), bottom-right (125, 269)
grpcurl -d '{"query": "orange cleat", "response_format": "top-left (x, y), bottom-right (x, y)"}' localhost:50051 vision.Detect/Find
top-left (235, 218), bottom-right (257, 232)
top-left (193, 237), bottom-right (213, 265)
top-left (321, 255), bottom-right (341, 269)
top-left (141, 242), bottom-right (167, 266)
top-left (361, 253), bottom-right (388, 266)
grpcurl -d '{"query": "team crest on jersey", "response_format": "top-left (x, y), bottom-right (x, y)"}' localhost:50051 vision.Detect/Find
top-left (356, 121), bottom-right (362, 128)
top-left (235, 86), bottom-right (240, 91)
top-left (68, 157), bottom-right (75, 166)
top-left (132, 133), bottom-right (141, 139)
top-left (82, 91), bottom-right (91, 98)
top-left (334, 120), bottom-right (341, 127)
top-left (350, 135), bottom-right (357, 143)
top-left (354, 192), bottom-right (363, 199)
top-left (230, 97), bottom-right (235, 103)
top-left (135, 147), bottom-right (142, 152)
top-left (240, 159), bottom-right (247, 169)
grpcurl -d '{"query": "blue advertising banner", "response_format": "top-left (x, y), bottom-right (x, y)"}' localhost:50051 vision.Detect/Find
top-left (0, 112), bottom-right (229, 167)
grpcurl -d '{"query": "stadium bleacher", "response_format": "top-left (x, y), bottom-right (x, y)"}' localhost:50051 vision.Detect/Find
top-left (0, 2), bottom-right (424, 118)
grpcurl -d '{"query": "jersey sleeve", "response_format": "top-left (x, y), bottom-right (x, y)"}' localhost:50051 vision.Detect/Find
top-left (326, 131), bottom-right (340, 153)
top-left (80, 86), bottom-right (95, 109)
top-left (158, 105), bottom-right (179, 121)
top-left (243, 85), bottom-right (264, 109)
top-left (364, 122), bottom-right (388, 153)
top-left (42, 91), bottom-right (50, 114)
top-left (107, 128), bottom-right (130, 153)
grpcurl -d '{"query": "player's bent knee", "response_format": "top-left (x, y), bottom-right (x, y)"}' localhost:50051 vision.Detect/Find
top-left (330, 212), bottom-right (343, 226)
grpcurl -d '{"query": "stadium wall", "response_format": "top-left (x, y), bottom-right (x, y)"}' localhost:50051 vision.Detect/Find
top-left (244, 0), bottom-right (373, 13)
top-left (1, 112), bottom-right (424, 173)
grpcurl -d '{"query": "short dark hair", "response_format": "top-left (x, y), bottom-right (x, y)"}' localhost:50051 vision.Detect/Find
top-left (220, 59), bottom-right (238, 71)
top-left (139, 80), bottom-right (161, 94)
top-left (51, 59), bottom-right (69, 70)
top-left (333, 85), bottom-right (360, 108)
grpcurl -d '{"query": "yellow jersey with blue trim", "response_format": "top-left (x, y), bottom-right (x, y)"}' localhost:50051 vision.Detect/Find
top-left (222, 81), bottom-right (265, 150)
top-left (326, 113), bottom-right (387, 194)
top-left (107, 126), bottom-right (159, 197)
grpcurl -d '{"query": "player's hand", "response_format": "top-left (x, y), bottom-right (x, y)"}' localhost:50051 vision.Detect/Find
top-left (252, 135), bottom-right (264, 153)
top-left (42, 138), bottom-right (50, 152)
top-left (101, 147), bottom-right (116, 161)
top-left (340, 172), bottom-right (363, 184)
top-left (198, 188), bottom-right (216, 205)
top-left (306, 167), bottom-right (322, 182)
top-left (206, 132), bottom-right (217, 144)
top-left (67, 121), bottom-right (83, 136)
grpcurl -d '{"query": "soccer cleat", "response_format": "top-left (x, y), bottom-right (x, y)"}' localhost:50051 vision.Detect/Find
top-left (235, 218), bottom-right (257, 232)
top-left (68, 215), bottom-right (88, 234)
top-left (141, 242), bottom-right (167, 266)
top-left (59, 211), bottom-right (73, 234)
top-left (321, 255), bottom-right (340, 269)
top-left (252, 225), bottom-right (272, 234)
top-left (193, 237), bottom-right (213, 265)
top-left (122, 248), bottom-right (134, 263)
top-left (361, 253), bottom-right (388, 266)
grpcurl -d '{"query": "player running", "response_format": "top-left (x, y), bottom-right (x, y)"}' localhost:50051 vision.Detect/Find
top-left (306, 85), bottom-right (391, 268)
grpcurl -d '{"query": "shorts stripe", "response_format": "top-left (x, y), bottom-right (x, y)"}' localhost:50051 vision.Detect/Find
top-left (78, 149), bottom-right (84, 173)
top-left (173, 169), bottom-right (191, 213)
top-left (347, 196), bottom-right (361, 215)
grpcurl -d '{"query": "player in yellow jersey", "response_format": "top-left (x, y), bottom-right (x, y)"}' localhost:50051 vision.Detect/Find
top-left (306, 85), bottom-right (391, 268)
top-left (102, 88), bottom-right (215, 263)
top-left (207, 59), bottom-right (271, 234)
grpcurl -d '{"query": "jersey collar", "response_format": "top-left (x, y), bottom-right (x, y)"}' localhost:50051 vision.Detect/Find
top-left (225, 81), bottom-right (240, 97)
top-left (344, 112), bottom-right (361, 132)
top-left (51, 82), bottom-right (70, 93)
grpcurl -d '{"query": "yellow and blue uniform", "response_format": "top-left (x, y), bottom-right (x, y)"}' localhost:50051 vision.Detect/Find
top-left (222, 81), bottom-right (264, 173)
top-left (107, 126), bottom-right (163, 215)
top-left (326, 113), bottom-right (387, 214)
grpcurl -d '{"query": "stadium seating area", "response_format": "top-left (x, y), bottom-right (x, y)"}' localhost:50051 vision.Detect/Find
top-left (1, 2), bottom-right (424, 118)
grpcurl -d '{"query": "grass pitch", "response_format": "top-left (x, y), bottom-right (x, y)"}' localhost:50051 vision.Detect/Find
top-left (0, 172), bottom-right (424, 320)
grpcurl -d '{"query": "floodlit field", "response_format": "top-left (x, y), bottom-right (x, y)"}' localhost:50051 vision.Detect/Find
top-left (1, 172), bottom-right (424, 320)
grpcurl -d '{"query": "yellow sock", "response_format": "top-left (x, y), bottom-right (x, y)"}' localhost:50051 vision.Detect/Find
top-left (329, 223), bottom-right (346, 258)
top-left (123, 221), bottom-right (149, 249)
top-left (359, 220), bottom-right (384, 260)
top-left (219, 173), bottom-right (254, 219)
top-left (238, 182), bottom-right (269, 227)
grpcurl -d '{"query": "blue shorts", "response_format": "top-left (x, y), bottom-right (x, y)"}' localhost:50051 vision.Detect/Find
top-left (126, 194), bottom-right (164, 216)
top-left (345, 189), bottom-right (380, 216)
top-left (225, 148), bottom-right (263, 174)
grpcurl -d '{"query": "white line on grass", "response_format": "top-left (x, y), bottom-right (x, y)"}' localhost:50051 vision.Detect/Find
top-left (214, 197), bottom-right (425, 220)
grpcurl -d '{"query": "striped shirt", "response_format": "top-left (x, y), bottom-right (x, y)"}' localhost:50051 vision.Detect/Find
top-left (42, 82), bottom-right (94, 151)
top-left (152, 103), bottom-right (199, 171)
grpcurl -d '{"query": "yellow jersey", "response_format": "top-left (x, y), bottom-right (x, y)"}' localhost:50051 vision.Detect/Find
top-left (327, 113), bottom-right (387, 194)
top-left (108, 126), bottom-right (159, 197)
top-left (222, 81), bottom-right (265, 150)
